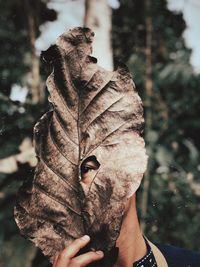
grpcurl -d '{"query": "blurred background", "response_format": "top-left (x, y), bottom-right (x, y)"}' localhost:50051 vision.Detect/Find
top-left (0, 0), bottom-right (200, 266)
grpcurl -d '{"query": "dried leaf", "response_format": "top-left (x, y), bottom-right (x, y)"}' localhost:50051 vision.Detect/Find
top-left (14, 27), bottom-right (147, 266)
top-left (0, 235), bottom-right (37, 267)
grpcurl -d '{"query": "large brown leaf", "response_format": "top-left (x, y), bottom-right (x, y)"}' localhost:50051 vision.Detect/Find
top-left (14, 27), bottom-right (147, 266)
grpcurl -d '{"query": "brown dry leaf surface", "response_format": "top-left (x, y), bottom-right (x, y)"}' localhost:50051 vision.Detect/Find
top-left (14, 27), bottom-right (147, 266)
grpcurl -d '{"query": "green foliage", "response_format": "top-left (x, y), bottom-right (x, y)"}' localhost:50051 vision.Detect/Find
top-left (0, 0), bottom-right (57, 96)
top-left (0, 94), bottom-right (49, 158)
top-left (0, 1), bottom-right (56, 266)
top-left (0, 1), bottom-right (29, 95)
top-left (113, 0), bottom-right (200, 251)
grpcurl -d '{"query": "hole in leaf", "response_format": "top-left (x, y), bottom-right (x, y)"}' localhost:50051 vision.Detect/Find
top-left (80, 156), bottom-right (100, 185)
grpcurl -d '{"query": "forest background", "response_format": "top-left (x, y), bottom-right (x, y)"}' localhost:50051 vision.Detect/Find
top-left (0, 0), bottom-right (200, 266)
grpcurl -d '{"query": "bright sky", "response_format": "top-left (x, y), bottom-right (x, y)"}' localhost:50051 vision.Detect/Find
top-left (168, 0), bottom-right (200, 72)
top-left (36, 0), bottom-right (200, 73)
top-left (36, 0), bottom-right (85, 52)
top-left (11, 0), bottom-right (199, 102)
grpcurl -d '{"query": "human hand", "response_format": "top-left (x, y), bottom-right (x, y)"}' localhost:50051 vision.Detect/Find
top-left (53, 235), bottom-right (104, 267)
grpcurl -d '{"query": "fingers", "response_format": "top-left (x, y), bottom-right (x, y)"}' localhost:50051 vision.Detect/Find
top-left (70, 250), bottom-right (104, 267)
top-left (63, 235), bottom-right (90, 258)
top-left (53, 236), bottom-right (89, 267)
top-left (53, 253), bottom-right (59, 267)
top-left (54, 235), bottom-right (104, 267)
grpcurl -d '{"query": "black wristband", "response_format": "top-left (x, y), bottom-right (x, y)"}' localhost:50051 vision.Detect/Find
top-left (133, 239), bottom-right (157, 267)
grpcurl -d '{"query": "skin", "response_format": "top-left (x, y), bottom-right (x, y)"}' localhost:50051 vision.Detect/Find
top-left (53, 159), bottom-right (146, 267)
top-left (53, 235), bottom-right (104, 267)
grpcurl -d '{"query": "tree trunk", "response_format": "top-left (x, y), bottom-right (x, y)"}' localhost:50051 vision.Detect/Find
top-left (141, 0), bottom-right (153, 232)
top-left (84, 0), bottom-right (113, 70)
top-left (24, 0), bottom-right (43, 104)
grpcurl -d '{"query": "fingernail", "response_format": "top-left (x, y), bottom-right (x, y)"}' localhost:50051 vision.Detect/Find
top-left (81, 235), bottom-right (90, 241)
top-left (96, 250), bottom-right (104, 256)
